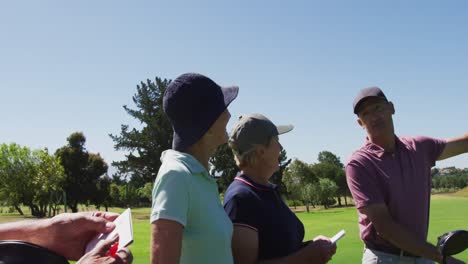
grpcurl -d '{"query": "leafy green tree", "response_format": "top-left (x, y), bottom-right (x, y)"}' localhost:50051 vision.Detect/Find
top-left (314, 151), bottom-right (349, 206)
top-left (318, 151), bottom-right (344, 168)
top-left (110, 77), bottom-right (173, 187)
top-left (139, 182), bottom-right (154, 201)
top-left (55, 132), bottom-right (108, 212)
top-left (109, 183), bottom-right (122, 207)
top-left (317, 178), bottom-right (338, 209)
top-left (431, 167), bottom-right (468, 192)
top-left (283, 159), bottom-right (317, 204)
top-left (92, 175), bottom-right (112, 211)
top-left (33, 148), bottom-right (66, 217)
top-left (119, 184), bottom-right (140, 207)
top-left (300, 183), bottom-right (319, 213)
top-left (0, 143), bottom-right (34, 215)
top-left (210, 144), bottom-right (239, 192)
top-left (0, 144), bottom-right (64, 217)
top-left (271, 149), bottom-right (292, 194)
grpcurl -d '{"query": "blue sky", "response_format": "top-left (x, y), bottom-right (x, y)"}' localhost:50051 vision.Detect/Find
top-left (1, 0), bottom-right (467, 173)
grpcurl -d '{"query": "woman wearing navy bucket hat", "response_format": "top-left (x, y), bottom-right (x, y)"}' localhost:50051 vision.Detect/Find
top-left (150, 73), bottom-right (239, 264)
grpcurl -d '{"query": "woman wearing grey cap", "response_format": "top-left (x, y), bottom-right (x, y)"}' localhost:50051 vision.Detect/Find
top-left (150, 73), bottom-right (238, 264)
top-left (224, 113), bottom-right (337, 264)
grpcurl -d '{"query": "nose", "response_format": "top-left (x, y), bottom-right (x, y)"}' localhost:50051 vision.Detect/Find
top-left (368, 110), bottom-right (384, 122)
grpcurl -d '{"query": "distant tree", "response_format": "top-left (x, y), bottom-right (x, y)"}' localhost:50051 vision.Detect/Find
top-left (283, 159), bottom-right (316, 204)
top-left (318, 151), bottom-right (344, 168)
top-left (0, 144), bottom-right (64, 217)
top-left (139, 182), bottom-right (154, 201)
top-left (109, 183), bottom-right (122, 207)
top-left (431, 166), bottom-right (468, 192)
top-left (55, 132), bottom-right (108, 212)
top-left (314, 151), bottom-right (349, 206)
top-left (271, 149), bottom-right (292, 194)
top-left (110, 77), bottom-right (173, 187)
top-left (33, 148), bottom-right (66, 217)
top-left (300, 183), bottom-right (319, 213)
top-left (317, 178), bottom-right (338, 209)
top-left (119, 184), bottom-right (140, 207)
top-left (210, 144), bottom-right (239, 193)
top-left (92, 175), bottom-right (112, 211)
top-left (0, 143), bottom-right (35, 215)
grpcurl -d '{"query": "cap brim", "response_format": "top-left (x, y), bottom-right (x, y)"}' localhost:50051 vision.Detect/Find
top-left (277, 125), bottom-right (294, 135)
top-left (222, 86), bottom-right (239, 108)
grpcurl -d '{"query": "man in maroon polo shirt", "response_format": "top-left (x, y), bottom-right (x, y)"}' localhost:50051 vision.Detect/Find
top-left (346, 87), bottom-right (468, 264)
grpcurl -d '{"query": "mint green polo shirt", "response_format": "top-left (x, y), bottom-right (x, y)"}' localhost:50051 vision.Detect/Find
top-left (151, 150), bottom-right (233, 264)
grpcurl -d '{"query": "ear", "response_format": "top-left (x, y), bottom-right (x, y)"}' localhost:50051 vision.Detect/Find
top-left (256, 145), bottom-right (266, 158)
top-left (357, 118), bottom-right (364, 128)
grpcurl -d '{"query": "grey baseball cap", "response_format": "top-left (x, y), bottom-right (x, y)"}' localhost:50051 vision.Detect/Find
top-left (353, 86), bottom-right (388, 114)
top-left (229, 113), bottom-right (293, 155)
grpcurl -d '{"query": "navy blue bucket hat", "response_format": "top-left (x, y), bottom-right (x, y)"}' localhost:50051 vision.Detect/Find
top-left (163, 73), bottom-right (239, 151)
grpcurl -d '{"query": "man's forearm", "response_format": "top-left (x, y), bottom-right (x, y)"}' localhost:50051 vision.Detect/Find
top-left (0, 219), bottom-right (51, 246)
top-left (377, 220), bottom-right (442, 262)
top-left (438, 133), bottom-right (468, 160)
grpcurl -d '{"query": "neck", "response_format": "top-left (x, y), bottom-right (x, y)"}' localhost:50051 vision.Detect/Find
top-left (185, 144), bottom-right (213, 170)
top-left (241, 166), bottom-right (274, 185)
top-left (368, 133), bottom-right (396, 152)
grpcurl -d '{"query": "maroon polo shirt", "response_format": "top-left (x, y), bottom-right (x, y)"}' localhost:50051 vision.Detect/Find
top-left (346, 136), bottom-right (446, 248)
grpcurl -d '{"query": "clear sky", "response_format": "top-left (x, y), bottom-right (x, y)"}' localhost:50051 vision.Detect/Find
top-left (1, 0), bottom-right (467, 173)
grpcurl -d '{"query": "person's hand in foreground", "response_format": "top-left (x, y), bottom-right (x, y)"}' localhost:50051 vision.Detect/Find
top-left (40, 211), bottom-right (119, 260)
top-left (77, 234), bottom-right (133, 264)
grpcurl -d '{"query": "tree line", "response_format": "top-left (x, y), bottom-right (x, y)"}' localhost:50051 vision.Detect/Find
top-left (1, 76), bottom-right (466, 217)
top-left (431, 167), bottom-right (468, 192)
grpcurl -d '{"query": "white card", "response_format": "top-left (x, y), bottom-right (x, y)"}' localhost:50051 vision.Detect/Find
top-left (330, 229), bottom-right (345, 244)
top-left (85, 208), bottom-right (134, 253)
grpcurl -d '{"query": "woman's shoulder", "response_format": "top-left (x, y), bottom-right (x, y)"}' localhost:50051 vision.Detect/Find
top-left (224, 179), bottom-right (259, 205)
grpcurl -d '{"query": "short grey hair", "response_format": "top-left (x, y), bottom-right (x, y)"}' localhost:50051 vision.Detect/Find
top-left (229, 136), bottom-right (273, 168)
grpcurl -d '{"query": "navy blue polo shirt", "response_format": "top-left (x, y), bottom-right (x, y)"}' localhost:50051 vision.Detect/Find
top-left (223, 174), bottom-right (306, 260)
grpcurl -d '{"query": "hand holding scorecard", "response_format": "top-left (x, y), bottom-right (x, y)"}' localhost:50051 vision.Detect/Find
top-left (330, 230), bottom-right (345, 244)
top-left (85, 208), bottom-right (134, 254)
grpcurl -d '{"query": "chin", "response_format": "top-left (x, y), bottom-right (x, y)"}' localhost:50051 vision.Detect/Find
top-left (274, 164), bottom-right (280, 172)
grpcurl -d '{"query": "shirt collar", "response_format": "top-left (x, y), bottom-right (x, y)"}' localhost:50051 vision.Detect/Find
top-left (363, 136), bottom-right (405, 158)
top-left (235, 174), bottom-right (277, 191)
top-left (161, 149), bottom-right (211, 178)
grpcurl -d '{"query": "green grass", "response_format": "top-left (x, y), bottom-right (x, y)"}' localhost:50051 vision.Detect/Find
top-left (298, 207), bottom-right (363, 263)
top-left (299, 196), bottom-right (468, 263)
top-left (453, 187), bottom-right (468, 197)
top-left (2, 196), bottom-right (468, 263)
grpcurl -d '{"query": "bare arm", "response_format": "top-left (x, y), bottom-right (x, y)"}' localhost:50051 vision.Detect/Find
top-left (0, 212), bottom-right (119, 260)
top-left (0, 218), bottom-right (49, 244)
top-left (232, 225), bottom-right (335, 264)
top-left (361, 204), bottom-right (443, 262)
top-left (438, 133), bottom-right (468, 161)
top-left (150, 219), bottom-right (183, 264)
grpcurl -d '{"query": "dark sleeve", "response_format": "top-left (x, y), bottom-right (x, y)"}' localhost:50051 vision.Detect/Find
top-left (224, 193), bottom-right (261, 231)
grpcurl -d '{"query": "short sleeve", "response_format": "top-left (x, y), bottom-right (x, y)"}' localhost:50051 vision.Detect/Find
top-left (346, 159), bottom-right (385, 209)
top-left (413, 136), bottom-right (446, 166)
top-left (150, 169), bottom-right (190, 226)
top-left (224, 194), bottom-right (260, 231)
